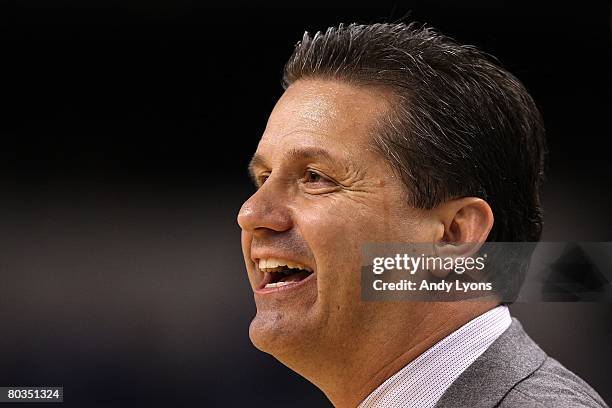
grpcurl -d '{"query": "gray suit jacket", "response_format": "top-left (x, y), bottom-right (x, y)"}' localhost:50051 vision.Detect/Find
top-left (434, 318), bottom-right (608, 408)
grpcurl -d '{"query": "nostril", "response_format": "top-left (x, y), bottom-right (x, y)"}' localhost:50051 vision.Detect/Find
top-left (252, 226), bottom-right (279, 239)
top-left (237, 188), bottom-right (293, 233)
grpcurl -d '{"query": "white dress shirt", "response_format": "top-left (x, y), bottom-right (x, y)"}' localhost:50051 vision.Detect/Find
top-left (358, 305), bottom-right (512, 408)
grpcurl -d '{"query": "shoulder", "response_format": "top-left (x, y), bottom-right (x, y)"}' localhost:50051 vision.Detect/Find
top-left (435, 318), bottom-right (608, 408)
top-left (499, 356), bottom-right (608, 408)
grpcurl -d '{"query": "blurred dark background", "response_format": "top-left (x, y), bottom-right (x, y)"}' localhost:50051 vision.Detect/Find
top-left (2, 1), bottom-right (611, 406)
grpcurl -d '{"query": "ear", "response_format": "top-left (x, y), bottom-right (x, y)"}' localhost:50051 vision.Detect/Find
top-left (428, 197), bottom-right (494, 278)
top-left (433, 197), bottom-right (494, 245)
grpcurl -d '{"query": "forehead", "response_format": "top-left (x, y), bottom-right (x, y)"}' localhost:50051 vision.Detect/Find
top-left (259, 79), bottom-right (392, 154)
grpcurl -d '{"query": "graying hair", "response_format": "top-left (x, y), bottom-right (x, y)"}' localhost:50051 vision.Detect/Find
top-left (283, 22), bottom-right (546, 243)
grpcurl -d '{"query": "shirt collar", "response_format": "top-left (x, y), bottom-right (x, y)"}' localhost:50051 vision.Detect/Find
top-left (359, 305), bottom-right (512, 408)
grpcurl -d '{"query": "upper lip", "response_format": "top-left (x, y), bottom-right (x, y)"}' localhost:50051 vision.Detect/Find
top-left (250, 251), bottom-right (315, 273)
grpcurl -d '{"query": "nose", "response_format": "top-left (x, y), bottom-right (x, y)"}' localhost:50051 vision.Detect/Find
top-left (237, 181), bottom-right (292, 237)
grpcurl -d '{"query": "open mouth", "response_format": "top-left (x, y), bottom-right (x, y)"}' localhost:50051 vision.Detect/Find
top-left (257, 258), bottom-right (314, 289)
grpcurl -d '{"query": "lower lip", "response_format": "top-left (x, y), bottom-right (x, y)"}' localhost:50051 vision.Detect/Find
top-left (254, 272), bottom-right (316, 295)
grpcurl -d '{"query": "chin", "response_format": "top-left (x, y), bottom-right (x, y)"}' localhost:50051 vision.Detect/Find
top-left (248, 309), bottom-right (316, 357)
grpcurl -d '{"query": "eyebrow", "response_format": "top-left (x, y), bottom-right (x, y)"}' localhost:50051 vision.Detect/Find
top-left (248, 147), bottom-right (338, 183)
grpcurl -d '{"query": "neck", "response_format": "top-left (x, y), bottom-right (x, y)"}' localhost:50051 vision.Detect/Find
top-left (282, 301), bottom-right (499, 408)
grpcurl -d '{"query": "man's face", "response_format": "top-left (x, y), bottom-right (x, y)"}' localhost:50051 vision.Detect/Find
top-left (237, 79), bottom-right (437, 358)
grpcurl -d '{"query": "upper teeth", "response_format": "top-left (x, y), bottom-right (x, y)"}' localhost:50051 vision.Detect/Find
top-left (258, 258), bottom-right (312, 273)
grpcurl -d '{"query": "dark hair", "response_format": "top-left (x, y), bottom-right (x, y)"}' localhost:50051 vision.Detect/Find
top-left (282, 22), bottom-right (546, 243)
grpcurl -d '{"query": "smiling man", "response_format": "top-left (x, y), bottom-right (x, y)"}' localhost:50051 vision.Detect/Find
top-left (237, 23), bottom-right (607, 408)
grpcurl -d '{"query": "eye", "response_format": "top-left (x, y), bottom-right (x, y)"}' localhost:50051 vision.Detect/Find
top-left (301, 169), bottom-right (337, 191)
top-left (256, 173), bottom-right (270, 188)
top-left (305, 170), bottom-right (324, 183)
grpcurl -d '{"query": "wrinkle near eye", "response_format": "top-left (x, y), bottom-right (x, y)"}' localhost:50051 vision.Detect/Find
top-left (332, 161), bottom-right (368, 188)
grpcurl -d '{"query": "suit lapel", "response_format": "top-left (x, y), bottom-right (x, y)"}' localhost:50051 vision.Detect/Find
top-left (434, 318), bottom-right (546, 408)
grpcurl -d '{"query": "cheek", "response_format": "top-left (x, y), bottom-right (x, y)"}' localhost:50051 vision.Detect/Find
top-left (300, 197), bottom-right (405, 243)
top-left (297, 201), bottom-right (393, 275)
top-left (295, 195), bottom-right (429, 284)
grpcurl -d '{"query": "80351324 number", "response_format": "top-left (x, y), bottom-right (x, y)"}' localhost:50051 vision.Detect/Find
top-left (1, 387), bottom-right (63, 403)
